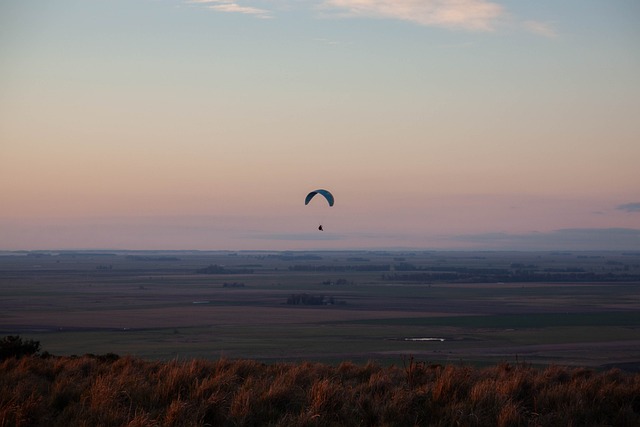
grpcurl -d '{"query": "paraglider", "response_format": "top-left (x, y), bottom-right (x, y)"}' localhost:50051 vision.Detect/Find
top-left (304, 189), bottom-right (334, 207)
top-left (305, 189), bottom-right (334, 231)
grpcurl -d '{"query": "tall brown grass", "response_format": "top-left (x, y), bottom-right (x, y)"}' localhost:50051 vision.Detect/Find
top-left (1, 355), bottom-right (638, 426)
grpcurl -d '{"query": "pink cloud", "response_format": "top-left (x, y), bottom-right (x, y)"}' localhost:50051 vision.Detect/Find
top-left (322, 0), bottom-right (505, 31)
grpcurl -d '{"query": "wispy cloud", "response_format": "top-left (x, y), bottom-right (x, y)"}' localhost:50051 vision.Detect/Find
top-left (523, 20), bottom-right (558, 38)
top-left (617, 202), bottom-right (640, 213)
top-left (249, 232), bottom-right (346, 241)
top-left (187, 0), bottom-right (271, 19)
top-left (186, 1), bottom-right (555, 37)
top-left (314, 37), bottom-right (344, 46)
top-left (320, 0), bottom-right (505, 31)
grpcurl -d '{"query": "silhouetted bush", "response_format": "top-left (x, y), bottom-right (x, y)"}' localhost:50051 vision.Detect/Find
top-left (0, 335), bottom-right (40, 360)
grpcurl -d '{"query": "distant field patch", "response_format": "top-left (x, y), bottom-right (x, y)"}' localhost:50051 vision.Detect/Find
top-left (351, 311), bottom-right (640, 329)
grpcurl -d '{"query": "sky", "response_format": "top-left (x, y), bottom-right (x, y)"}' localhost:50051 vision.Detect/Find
top-left (1, 0), bottom-right (639, 251)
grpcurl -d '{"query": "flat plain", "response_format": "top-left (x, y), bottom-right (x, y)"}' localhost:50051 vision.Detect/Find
top-left (1, 250), bottom-right (639, 369)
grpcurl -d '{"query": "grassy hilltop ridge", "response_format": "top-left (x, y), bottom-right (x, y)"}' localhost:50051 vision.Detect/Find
top-left (2, 353), bottom-right (640, 426)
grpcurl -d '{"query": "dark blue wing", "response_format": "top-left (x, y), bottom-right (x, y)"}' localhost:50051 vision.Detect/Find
top-left (305, 189), bottom-right (334, 206)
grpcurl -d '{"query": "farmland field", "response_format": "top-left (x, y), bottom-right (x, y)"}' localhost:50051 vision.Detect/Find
top-left (1, 250), bottom-right (639, 368)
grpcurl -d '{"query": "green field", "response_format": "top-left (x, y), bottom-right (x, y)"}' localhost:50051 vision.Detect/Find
top-left (1, 250), bottom-right (639, 368)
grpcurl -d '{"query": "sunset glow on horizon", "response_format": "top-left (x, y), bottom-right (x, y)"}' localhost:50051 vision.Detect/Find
top-left (1, 0), bottom-right (639, 251)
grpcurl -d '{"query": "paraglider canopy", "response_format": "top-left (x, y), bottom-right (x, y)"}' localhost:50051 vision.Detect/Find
top-left (305, 189), bottom-right (334, 207)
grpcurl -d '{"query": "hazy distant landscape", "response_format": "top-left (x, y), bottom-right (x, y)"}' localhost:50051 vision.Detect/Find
top-left (2, 250), bottom-right (639, 369)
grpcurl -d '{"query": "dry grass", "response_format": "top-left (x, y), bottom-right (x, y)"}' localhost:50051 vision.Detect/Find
top-left (1, 355), bottom-right (639, 426)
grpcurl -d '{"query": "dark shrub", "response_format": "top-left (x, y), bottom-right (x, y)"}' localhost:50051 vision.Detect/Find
top-left (0, 335), bottom-right (40, 360)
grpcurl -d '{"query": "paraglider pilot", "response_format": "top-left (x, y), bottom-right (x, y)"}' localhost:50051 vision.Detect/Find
top-left (305, 189), bottom-right (333, 232)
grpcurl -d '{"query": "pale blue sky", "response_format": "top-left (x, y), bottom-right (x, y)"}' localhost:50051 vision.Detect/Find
top-left (1, 1), bottom-right (639, 250)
